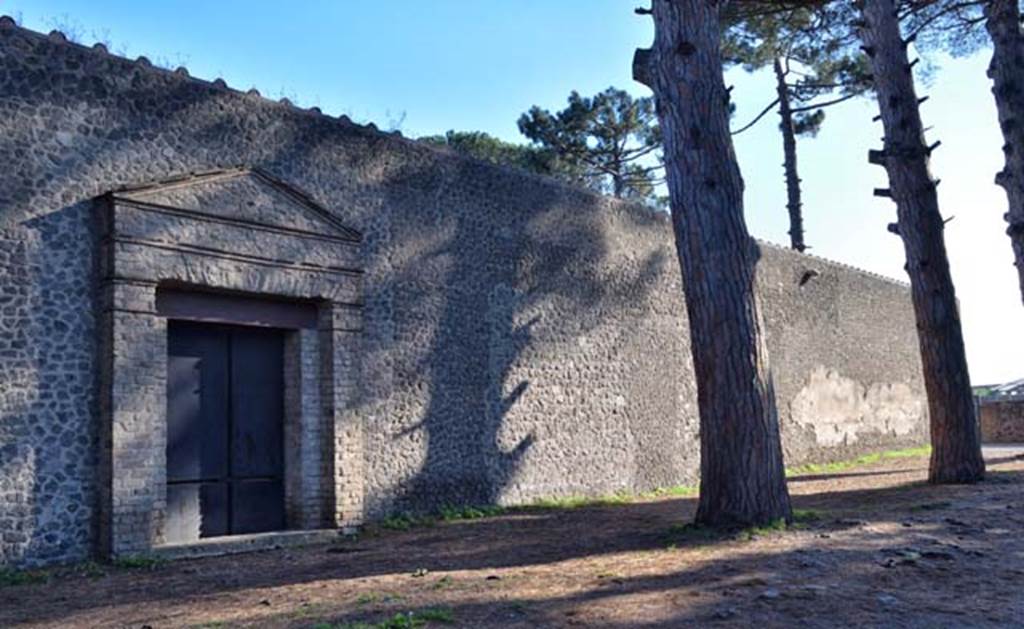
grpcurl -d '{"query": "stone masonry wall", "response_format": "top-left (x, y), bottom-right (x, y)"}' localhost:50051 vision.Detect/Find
top-left (0, 20), bottom-right (928, 567)
top-left (980, 401), bottom-right (1024, 443)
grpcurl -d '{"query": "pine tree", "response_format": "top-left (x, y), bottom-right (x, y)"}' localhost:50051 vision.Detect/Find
top-left (983, 0), bottom-right (1024, 304)
top-left (518, 88), bottom-right (663, 204)
top-left (900, 0), bottom-right (1024, 304)
top-left (419, 130), bottom-right (578, 179)
top-left (724, 2), bottom-right (872, 252)
top-left (857, 0), bottom-right (986, 484)
top-left (634, 0), bottom-right (792, 528)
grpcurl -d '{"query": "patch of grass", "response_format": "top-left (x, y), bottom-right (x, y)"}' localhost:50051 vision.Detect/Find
top-left (738, 518), bottom-right (790, 540)
top-left (639, 484), bottom-right (699, 499)
top-left (357, 592), bottom-right (404, 606)
top-left (372, 504), bottom-right (508, 531)
top-left (371, 476), bottom-right (846, 535)
top-left (737, 509), bottom-right (827, 539)
top-left (431, 575), bottom-right (454, 590)
top-left (664, 522), bottom-right (720, 546)
top-left (434, 485), bottom-right (700, 524)
top-left (663, 508), bottom-right (826, 546)
top-left (523, 493), bottom-right (633, 511)
top-left (792, 508), bottom-right (825, 523)
top-left (880, 445), bottom-right (932, 459)
top-left (2, 559), bottom-right (113, 589)
top-left (373, 485), bottom-right (698, 531)
top-left (786, 445), bottom-right (931, 477)
top-left (379, 514), bottom-right (436, 531)
top-left (111, 554), bottom-right (165, 570)
top-left (665, 522), bottom-right (698, 537)
top-left (320, 607), bottom-right (455, 629)
top-left (0, 567), bottom-right (49, 587)
top-left (412, 608), bottom-right (455, 624)
top-left (438, 504), bottom-right (507, 521)
top-left (292, 602), bottom-right (326, 618)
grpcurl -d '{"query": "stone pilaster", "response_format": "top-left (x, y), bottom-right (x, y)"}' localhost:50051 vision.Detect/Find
top-left (284, 327), bottom-right (325, 529)
top-left (98, 280), bottom-right (166, 556)
top-left (319, 303), bottom-right (364, 529)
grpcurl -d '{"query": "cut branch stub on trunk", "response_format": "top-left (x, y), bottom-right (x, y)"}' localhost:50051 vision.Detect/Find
top-left (858, 0), bottom-right (984, 484)
top-left (634, 0), bottom-right (792, 528)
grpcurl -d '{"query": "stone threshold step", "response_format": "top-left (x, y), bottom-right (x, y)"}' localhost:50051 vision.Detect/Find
top-left (149, 528), bottom-right (344, 561)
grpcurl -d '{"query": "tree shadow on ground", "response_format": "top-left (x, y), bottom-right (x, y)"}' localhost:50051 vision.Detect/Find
top-left (788, 452), bottom-right (1023, 484)
top-left (174, 467), bottom-right (1024, 628)
top-left (788, 467), bottom-right (927, 483)
top-left (1, 464), bottom-right (1021, 627)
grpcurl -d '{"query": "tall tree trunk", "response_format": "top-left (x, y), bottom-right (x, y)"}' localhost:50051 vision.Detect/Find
top-left (858, 0), bottom-right (985, 484)
top-left (985, 0), bottom-right (1024, 304)
top-left (634, 0), bottom-right (792, 528)
top-left (773, 57), bottom-right (806, 252)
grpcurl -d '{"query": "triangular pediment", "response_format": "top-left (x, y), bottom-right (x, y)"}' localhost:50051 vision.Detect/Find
top-left (112, 167), bottom-right (361, 241)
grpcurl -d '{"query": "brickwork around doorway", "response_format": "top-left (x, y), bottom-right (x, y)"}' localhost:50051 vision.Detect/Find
top-left (95, 170), bottom-right (364, 557)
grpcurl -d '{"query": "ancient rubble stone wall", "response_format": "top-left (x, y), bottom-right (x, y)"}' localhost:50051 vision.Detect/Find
top-left (980, 401), bottom-right (1024, 443)
top-left (0, 21), bottom-right (927, 567)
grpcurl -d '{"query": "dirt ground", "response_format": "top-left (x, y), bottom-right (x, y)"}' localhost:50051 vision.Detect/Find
top-left (2, 448), bottom-right (1023, 629)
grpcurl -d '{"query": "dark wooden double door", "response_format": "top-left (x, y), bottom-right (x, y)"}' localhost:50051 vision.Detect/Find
top-left (166, 321), bottom-right (285, 541)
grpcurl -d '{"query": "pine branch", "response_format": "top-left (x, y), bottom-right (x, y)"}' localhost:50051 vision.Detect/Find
top-left (731, 97), bottom-right (782, 135)
top-left (902, 0), bottom-right (986, 40)
top-left (789, 91), bottom-right (864, 113)
top-left (622, 143), bottom-right (662, 161)
top-left (786, 81), bottom-right (861, 89)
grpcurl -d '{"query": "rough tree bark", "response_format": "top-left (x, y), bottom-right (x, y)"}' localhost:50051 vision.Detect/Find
top-left (984, 0), bottom-right (1024, 304)
top-left (858, 0), bottom-right (985, 483)
top-left (634, 0), bottom-right (792, 527)
top-left (773, 57), bottom-right (806, 252)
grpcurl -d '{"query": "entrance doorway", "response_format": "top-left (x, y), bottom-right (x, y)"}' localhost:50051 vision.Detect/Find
top-left (165, 321), bottom-right (286, 542)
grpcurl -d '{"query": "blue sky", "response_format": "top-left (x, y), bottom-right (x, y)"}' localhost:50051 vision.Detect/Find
top-left (4, 0), bottom-right (1020, 383)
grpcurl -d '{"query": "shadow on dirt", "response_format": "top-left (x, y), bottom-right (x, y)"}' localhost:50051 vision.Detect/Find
top-left (1, 463), bottom-right (1021, 627)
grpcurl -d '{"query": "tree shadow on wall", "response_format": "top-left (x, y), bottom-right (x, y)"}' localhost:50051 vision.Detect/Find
top-left (369, 154), bottom-right (671, 513)
top-left (1, 29), bottom-right (674, 554)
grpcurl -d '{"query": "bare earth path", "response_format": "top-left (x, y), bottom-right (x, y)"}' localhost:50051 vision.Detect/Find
top-left (2, 448), bottom-right (1023, 628)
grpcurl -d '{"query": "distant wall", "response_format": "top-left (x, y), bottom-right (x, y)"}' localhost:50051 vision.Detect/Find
top-left (0, 20), bottom-right (927, 567)
top-left (980, 401), bottom-right (1024, 443)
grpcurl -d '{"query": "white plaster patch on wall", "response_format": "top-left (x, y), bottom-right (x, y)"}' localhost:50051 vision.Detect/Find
top-left (791, 367), bottom-right (923, 447)
top-left (864, 381), bottom-right (924, 438)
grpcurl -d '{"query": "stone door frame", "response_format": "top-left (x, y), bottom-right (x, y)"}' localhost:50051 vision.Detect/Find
top-left (95, 169), bottom-right (365, 557)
